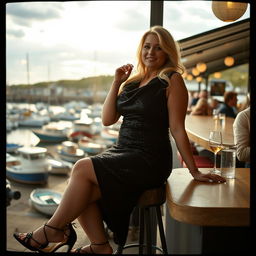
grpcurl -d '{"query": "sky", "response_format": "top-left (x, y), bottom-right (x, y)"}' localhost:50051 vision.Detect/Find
top-left (6, 1), bottom-right (250, 85)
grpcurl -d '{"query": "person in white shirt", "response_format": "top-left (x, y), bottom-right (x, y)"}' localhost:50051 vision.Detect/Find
top-left (233, 105), bottom-right (250, 167)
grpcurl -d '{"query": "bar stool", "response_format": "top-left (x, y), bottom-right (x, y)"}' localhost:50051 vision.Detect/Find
top-left (115, 183), bottom-right (168, 254)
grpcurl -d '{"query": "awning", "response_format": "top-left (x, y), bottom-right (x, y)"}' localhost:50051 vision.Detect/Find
top-left (178, 18), bottom-right (250, 78)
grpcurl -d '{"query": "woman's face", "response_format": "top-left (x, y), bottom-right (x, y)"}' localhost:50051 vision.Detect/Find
top-left (141, 33), bottom-right (167, 72)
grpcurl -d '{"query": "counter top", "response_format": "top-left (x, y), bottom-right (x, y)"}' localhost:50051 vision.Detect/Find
top-left (166, 168), bottom-right (250, 226)
top-left (185, 115), bottom-right (235, 151)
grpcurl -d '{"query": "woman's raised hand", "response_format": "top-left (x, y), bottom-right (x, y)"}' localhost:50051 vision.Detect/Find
top-left (114, 64), bottom-right (133, 85)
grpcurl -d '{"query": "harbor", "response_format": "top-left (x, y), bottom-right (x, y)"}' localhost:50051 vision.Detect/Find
top-left (6, 102), bottom-right (140, 253)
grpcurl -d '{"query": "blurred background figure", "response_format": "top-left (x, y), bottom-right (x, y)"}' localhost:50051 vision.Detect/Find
top-left (187, 89), bottom-right (208, 114)
top-left (189, 91), bottom-right (199, 107)
top-left (233, 93), bottom-right (250, 168)
top-left (217, 91), bottom-right (237, 118)
top-left (192, 90), bottom-right (208, 105)
top-left (208, 97), bottom-right (220, 115)
top-left (190, 98), bottom-right (209, 116)
top-left (237, 93), bottom-right (250, 112)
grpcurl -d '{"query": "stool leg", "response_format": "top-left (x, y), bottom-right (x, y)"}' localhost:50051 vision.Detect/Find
top-left (115, 245), bottom-right (123, 254)
top-left (144, 207), bottom-right (152, 254)
top-left (139, 207), bottom-right (145, 254)
top-left (156, 206), bottom-right (168, 254)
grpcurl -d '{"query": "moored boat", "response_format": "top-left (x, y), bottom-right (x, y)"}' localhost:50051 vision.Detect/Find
top-left (67, 118), bottom-right (94, 142)
top-left (47, 158), bottom-right (71, 175)
top-left (18, 111), bottom-right (50, 127)
top-left (57, 141), bottom-right (86, 163)
top-left (100, 128), bottom-right (118, 143)
top-left (30, 188), bottom-right (62, 216)
top-left (78, 137), bottom-right (107, 155)
top-left (32, 123), bottom-right (69, 143)
top-left (6, 147), bottom-right (49, 185)
top-left (6, 143), bottom-right (23, 153)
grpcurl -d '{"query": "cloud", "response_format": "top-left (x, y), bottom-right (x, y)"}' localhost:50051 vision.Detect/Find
top-left (6, 2), bottom-right (62, 27)
top-left (163, 1), bottom-right (226, 40)
top-left (6, 28), bottom-right (25, 38)
top-left (114, 5), bottom-right (150, 31)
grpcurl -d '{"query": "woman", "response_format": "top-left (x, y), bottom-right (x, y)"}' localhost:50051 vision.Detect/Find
top-left (13, 26), bottom-right (225, 254)
top-left (190, 97), bottom-right (209, 116)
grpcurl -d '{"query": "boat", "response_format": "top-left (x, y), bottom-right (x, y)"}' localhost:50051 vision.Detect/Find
top-left (100, 128), bottom-right (118, 144)
top-left (32, 123), bottom-right (69, 143)
top-left (18, 111), bottom-right (50, 127)
top-left (6, 147), bottom-right (49, 185)
top-left (78, 137), bottom-right (107, 155)
top-left (6, 143), bottom-right (23, 153)
top-left (67, 118), bottom-right (94, 142)
top-left (30, 188), bottom-right (62, 216)
top-left (57, 141), bottom-right (86, 163)
top-left (51, 111), bottom-right (80, 121)
top-left (68, 130), bottom-right (94, 142)
top-left (6, 119), bottom-right (13, 132)
top-left (47, 158), bottom-right (71, 175)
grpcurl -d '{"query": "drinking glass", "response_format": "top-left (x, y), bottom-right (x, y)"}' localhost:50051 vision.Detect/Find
top-left (219, 113), bottom-right (226, 127)
top-left (212, 109), bottom-right (219, 120)
top-left (209, 131), bottom-right (223, 174)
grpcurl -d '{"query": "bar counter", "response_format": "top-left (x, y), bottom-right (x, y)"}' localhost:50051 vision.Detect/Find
top-left (185, 115), bottom-right (235, 151)
top-left (165, 168), bottom-right (250, 254)
top-left (166, 168), bottom-right (249, 226)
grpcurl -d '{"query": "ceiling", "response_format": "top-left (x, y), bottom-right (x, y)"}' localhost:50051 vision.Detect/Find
top-left (178, 18), bottom-right (250, 79)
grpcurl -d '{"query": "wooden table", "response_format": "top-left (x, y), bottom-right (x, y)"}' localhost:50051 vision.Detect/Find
top-left (165, 168), bottom-right (250, 253)
top-left (185, 115), bottom-right (235, 151)
top-left (166, 168), bottom-right (250, 226)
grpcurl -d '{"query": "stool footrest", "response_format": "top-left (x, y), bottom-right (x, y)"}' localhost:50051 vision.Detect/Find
top-left (116, 243), bottom-right (164, 254)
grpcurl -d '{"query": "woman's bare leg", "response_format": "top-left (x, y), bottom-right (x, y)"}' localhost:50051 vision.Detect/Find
top-left (72, 201), bottom-right (113, 254)
top-left (17, 158), bottom-right (103, 247)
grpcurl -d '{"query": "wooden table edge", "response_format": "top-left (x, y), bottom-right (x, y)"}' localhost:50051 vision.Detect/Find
top-left (166, 198), bottom-right (250, 226)
top-left (166, 168), bottom-right (250, 227)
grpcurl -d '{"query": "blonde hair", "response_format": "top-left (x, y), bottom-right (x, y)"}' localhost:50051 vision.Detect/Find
top-left (120, 26), bottom-right (185, 91)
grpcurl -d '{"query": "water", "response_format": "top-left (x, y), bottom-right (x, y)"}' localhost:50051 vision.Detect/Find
top-left (220, 149), bottom-right (236, 179)
top-left (6, 103), bottom-right (73, 147)
top-left (7, 127), bottom-right (40, 147)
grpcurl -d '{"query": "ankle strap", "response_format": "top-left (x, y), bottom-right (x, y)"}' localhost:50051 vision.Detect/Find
top-left (91, 241), bottom-right (109, 246)
top-left (44, 223), bottom-right (65, 232)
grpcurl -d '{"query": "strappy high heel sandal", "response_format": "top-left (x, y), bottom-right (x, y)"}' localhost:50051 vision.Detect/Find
top-left (72, 241), bottom-right (110, 254)
top-left (13, 222), bottom-right (77, 253)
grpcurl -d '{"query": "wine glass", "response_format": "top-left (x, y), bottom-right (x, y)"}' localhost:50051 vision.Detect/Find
top-left (209, 131), bottom-right (223, 174)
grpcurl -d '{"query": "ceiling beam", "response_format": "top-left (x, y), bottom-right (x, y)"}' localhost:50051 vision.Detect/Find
top-left (150, 1), bottom-right (163, 27)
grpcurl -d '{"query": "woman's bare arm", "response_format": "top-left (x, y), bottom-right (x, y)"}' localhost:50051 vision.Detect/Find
top-left (101, 64), bottom-right (133, 126)
top-left (167, 73), bottom-right (225, 183)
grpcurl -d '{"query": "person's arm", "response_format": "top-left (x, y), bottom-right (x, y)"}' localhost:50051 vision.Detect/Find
top-left (233, 110), bottom-right (250, 162)
top-left (166, 73), bottom-right (225, 183)
top-left (101, 64), bottom-right (133, 126)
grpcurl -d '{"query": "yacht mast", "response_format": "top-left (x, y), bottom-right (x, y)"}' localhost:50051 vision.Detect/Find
top-left (26, 53), bottom-right (30, 86)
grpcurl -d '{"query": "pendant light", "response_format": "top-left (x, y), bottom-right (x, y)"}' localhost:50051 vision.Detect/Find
top-left (196, 76), bottom-right (203, 82)
top-left (212, 1), bottom-right (248, 22)
top-left (196, 62), bottom-right (207, 72)
top-left (214, 72), bottom-right (222, 78)
top-left (192, 67), bottom-right (200, 76)
top-left (186, 74), bottom-right (193, 81)
top-left (224, 56), bottom-right (235, 66)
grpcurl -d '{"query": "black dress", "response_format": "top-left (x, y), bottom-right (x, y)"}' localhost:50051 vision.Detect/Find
top-left (90, 75), bottom-right (173, 245)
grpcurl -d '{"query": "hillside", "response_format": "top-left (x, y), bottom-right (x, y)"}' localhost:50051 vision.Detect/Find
top-left (10, 75), bottom-right (115, 90)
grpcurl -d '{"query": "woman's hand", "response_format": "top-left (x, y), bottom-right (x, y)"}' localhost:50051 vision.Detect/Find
top-left (191, 170), bottom-right (226, 183)
top-left (114, 64), bottom-right (133, 85)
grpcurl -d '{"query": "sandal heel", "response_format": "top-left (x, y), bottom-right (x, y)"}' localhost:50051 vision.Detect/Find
top-left (13, 222), bottom-right (77, 253)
